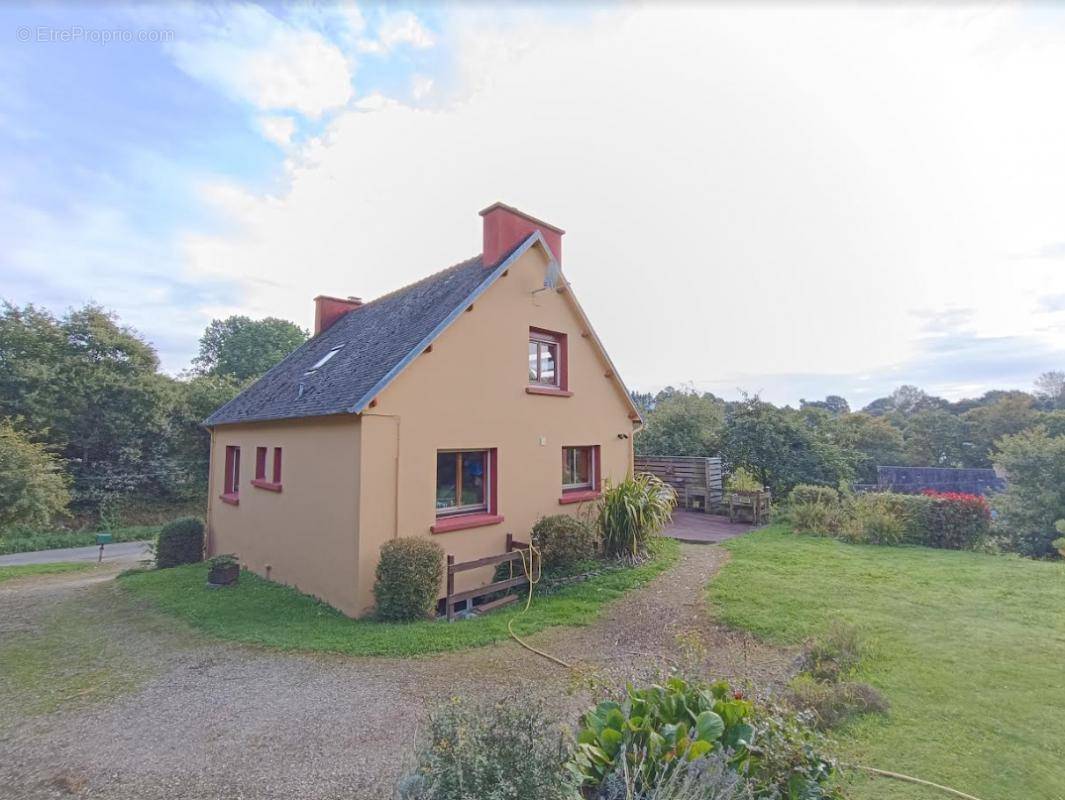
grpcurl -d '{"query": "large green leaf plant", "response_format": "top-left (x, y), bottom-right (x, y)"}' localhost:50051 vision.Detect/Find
top-left (570, 678), bottom-right (755, 791)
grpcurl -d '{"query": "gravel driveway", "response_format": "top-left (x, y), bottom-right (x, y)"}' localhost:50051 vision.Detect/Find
top-left (0, 544), bottom-right (793, 800)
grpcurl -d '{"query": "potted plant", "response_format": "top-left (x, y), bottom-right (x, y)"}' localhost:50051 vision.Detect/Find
top-left (207, 554), bottom-right (240, 587)
top-left (725, 467), bottom-right (771, 523)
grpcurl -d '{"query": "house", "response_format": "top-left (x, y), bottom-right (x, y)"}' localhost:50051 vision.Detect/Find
top-left (203, 203), bottom-right (643, 617)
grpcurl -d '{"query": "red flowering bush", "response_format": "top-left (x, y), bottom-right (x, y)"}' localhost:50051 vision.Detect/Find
top-left (920, 490), bottom-right (991, 549)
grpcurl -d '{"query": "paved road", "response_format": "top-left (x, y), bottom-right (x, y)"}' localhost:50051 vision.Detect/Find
top-left (0, 540), bottom-right (152, 567)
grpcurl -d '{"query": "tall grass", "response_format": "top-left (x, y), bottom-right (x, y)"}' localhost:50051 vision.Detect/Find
top-left (597, 473), bottom-right (677, 558)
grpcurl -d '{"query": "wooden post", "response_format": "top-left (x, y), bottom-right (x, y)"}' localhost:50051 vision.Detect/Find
top-left (505, 532), bottom-right (513, 553)
top-left (446, 554), bottom-right (455, 622)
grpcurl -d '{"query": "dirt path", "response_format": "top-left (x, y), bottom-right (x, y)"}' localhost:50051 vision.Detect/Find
top-left (0, 544), bottom-right (793, 800)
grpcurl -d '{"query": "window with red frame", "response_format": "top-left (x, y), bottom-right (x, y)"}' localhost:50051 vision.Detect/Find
top-left (436, 450), bottom-right (492, 516)
top-left (253, 446), bottom-right (283, 490)
top-left (223, 445), bottom-right (240, 500)
top-left (528, 328), bottom-right (568, 391)
top-left (562, 445), bottom-right (599, 495)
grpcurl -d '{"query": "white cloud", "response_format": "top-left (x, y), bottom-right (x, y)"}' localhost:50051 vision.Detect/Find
top-left (258, 115), bottom-right (296, 146)
top-left (167, 4), bottom-right (353, 118)
top-left (358, 10), bottom-right (435, 53)
top-left (411, 74), bottom-right (434, 101)
top-left (179, 5), bottom-right (1065, 403)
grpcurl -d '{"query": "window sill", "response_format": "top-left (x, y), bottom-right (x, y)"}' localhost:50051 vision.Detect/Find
top-left (431, 513), bottom-right (504, 534)
top-left (219, 493), bottom-right (240, 506)
top-left (559, 489), bottom-right (600, 505)
top-left (526, 386), bottom-right (573, 397)
top-left (251, 479), bottom-right (283, 493)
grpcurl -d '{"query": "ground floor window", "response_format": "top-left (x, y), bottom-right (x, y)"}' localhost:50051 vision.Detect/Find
top-left (436, 449), bottom-right (492, 516)
top-left (562, 445), bottom-right (597, 491)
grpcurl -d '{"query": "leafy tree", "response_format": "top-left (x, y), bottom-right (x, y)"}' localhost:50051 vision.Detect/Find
top-left (962, 396), bottom-right (1038, 467)
top-left (0, 303), bottom-right (171, 508)
top-left (634, 392), bottom-right (724, 456)
top-left (863, 385), bottom-right (948, 418)
top-left (164, 374), bottom-right (244, 496)
top-left (629, 390), bottom-right (655, 416)
top-left (720, 397), bottom-right (854, 495)
top-left (800, 395), bottom-right (851, 415)
top-left (902, 409), bottom-right (971, 467)
top-left (194, 315), bottom-right (308, 381)
top-left (838, 412), bottom-right (906, 483)
top-left (0, 420), bottom-right (70, 530)
top-left (1034, 371), bottom-right (1065, 410)
top-left (949, 389), bottom-right (1034, 415)
top-left (992, 427), bottom-right (1065, 557)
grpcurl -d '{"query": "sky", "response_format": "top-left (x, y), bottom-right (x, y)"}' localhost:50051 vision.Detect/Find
top-left (2, 2), bottom-right (1064, 409)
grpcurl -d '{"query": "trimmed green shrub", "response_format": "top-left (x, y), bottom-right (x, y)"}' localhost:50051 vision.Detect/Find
top-left (789, 502), bottom-right (842, 536)
top-left (597, 473), bottom-right (677, 559)
top-left (788, 484), bottom-right (840, 507)
top-left (373, 537), bottom-right (443, 621)
top-left (396, 695), bottom-right (574, 800)
top-left (155, 516), bottom-right (204, 568)
top-left (530, 514), bottom-right (598, 570)
top-left (841, 497), bottom-right (904, 545)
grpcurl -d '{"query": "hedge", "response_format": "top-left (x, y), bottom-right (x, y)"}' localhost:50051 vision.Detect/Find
top-left (374, 537), bottom-right (444, 621)
top-left (156, 517), bottom-right (204, 568)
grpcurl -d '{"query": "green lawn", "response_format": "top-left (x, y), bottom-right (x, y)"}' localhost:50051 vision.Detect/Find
top-left (0, 524), bottom-right (161, 556)
top-left (0, 561), bottom-right (95, 583)
top-left (709, 526), bottom-right (1065, 800)
top-left (119, 538), bottom-right (679, 657)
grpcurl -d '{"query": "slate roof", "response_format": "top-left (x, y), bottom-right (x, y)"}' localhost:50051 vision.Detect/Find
top-left (205, 251), bottom-right (503, 426)
top-left (875, 466), bottom-right (1006, 495)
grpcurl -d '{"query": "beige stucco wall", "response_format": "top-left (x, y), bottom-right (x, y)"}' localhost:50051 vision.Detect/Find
top-left (354, 245), bottom-right (637, 615)
top-left (207, 415), bottom-right (362, 616)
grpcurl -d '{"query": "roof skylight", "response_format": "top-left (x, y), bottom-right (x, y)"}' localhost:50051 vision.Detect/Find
top-left (305, 344), bottom-right (344, 374)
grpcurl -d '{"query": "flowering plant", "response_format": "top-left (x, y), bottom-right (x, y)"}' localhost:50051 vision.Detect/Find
top-left (920, 490), bottom-right (991, 548)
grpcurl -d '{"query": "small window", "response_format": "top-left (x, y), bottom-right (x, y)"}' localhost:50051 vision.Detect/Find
top-left (436, 450), bottom-right (490, 516)
top-left (562, 446), bottom-right (596, 491)
top-left (306, 344), bottom-right (344, 374)
top-left (253, 446), bottom-right (283, 490)
top-left (528, 332), bottom-right (559, 386)
top-left (527, 328), bottom-right (568, 393)
top-left (224, 445), bottom-right (241, 497)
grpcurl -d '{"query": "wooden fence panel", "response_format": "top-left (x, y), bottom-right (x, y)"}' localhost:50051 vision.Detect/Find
top-left (634, 455), bottom-right (724, 510)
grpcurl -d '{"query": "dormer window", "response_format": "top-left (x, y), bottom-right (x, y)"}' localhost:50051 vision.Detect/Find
top-left (526, 328), bottom-right (570, 396)
top-left (306, 344), bottom-right (344, 375)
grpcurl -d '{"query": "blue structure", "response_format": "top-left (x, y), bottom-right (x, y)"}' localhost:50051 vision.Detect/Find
top-left (876, 466), bottom-right (1005, 496)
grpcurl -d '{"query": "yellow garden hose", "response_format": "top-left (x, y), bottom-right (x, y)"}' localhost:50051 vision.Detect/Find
top-left (506, 543), bottom-right (575, 669)
top-left (846, 765), bottom-right (987, 800)
top-left (501, 545), bottom-right (985, 800)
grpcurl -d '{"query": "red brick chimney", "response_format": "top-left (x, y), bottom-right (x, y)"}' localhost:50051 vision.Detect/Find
top-left (314, 295), bottom-right (363, 335)
top-left (480, 202), bottom-right (564, 268)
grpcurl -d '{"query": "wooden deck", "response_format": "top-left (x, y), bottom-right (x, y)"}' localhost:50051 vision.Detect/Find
top-left (662, 511), bottom-right (756, 544)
